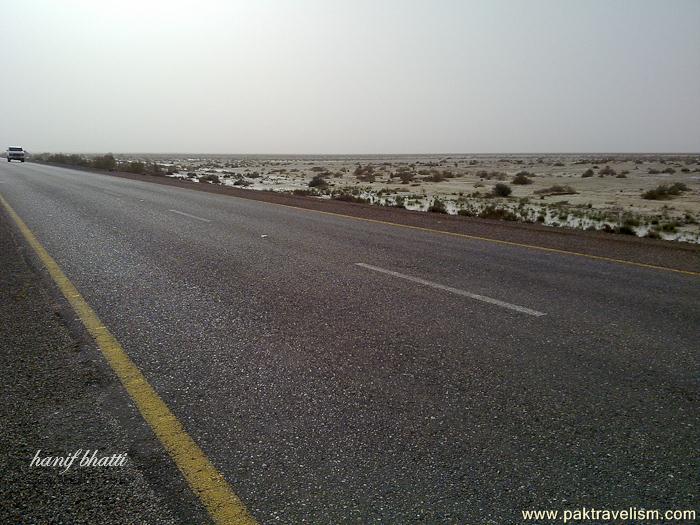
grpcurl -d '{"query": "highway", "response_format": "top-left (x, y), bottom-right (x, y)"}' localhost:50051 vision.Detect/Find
top-left (1, 161), bottom-right (698, 523)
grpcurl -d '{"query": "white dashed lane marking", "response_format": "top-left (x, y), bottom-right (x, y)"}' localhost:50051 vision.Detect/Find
top-left (356, 262), bottom-right (546, 317)
top-left (168, 209), bottom-right (211, 222)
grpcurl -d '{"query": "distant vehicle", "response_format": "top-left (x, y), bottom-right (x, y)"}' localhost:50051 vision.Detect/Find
top-left (7, 147), bottom-right (26, 162)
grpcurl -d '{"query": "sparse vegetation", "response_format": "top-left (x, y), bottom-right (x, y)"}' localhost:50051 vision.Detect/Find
top-left (122, 161), bottom-right (146, 175)
top-left (292, 188), bottom-right (318, 196)
top-left (199, 173), bottom-right (221, 184)
top-left (354, 164), bottom-right (376, 182)
top-left (477, 170), bottom-right (507, 181)
top-left (661, 222), bottom-right (679, 232)
top-left (27, 152), bottom-right (700, 242)
top-left (92, 154), bottom-right (117, 171)
top-left (428, 197), bottom-right (447, 213)
top-left (478, 205), bottom-right (518, 221)
top-left (512, 171), bottom-right (534, 185)
top-left (424, 170), bottom-right (453, 183)
top-left (398, 171), bottom-right (415, 184)
top-left (309, 174), bottom-right (329, 188)
top-left (642, 182), bottom-right (689, 200)
top-left (37, 152), bottom-right (165, 176)
top-left (492, 183), bottom-right (512, 197)
top-left (534, 185), bottom-right (578, 196)
top-left (332, 192), bottom-right (368, 204)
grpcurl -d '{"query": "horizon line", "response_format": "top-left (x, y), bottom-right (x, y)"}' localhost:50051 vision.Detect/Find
top-left (24, 151), bottom-right (700, 156)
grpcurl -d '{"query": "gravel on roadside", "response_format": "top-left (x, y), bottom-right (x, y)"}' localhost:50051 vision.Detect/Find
top-left (0, 214), bottom-right (182, 525)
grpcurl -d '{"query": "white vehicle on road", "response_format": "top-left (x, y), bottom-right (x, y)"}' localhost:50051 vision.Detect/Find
top-left (7, 147), bottom-right (26, 162)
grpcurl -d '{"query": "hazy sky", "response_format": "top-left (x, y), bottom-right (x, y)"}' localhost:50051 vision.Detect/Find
top-left (1, 0), bottom-right (698, 153)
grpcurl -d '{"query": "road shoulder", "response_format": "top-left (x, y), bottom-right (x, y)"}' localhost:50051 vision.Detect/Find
top-left (0, 211), bottom-right (208, 524)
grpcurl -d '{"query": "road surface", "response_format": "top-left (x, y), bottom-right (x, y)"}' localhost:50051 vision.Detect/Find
top-left (1, 161), bottom-right (697, 523)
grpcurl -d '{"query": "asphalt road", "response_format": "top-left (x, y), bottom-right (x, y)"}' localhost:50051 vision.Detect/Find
top-left (0, 189), bottom-right (187, 525)
top-left (1, 161), bottom-right (698, 523)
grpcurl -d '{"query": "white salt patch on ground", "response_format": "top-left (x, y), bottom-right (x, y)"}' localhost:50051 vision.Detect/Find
top-left (148, 155), bottom-right (700, 243)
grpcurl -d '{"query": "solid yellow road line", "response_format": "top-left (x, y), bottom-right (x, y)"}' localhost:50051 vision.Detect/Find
top-left (263, 200), bottom-right (699, 277)
top-left (0, 193), bottom-right (257, 525)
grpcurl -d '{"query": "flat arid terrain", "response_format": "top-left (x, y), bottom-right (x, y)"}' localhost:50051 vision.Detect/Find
top-left (4, 1), bottom-right (699, 523)
top-left (2, 158), bottom-right (698, 524)
top-left (94, 153), bottom-right (700, 243)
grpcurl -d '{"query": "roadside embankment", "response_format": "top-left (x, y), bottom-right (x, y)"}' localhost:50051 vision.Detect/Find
top-left (0, 212), bottom-right (193, 524)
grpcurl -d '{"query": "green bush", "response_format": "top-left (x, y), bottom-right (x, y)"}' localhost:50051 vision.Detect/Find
top-left (148, 162), bottom-right (163, 176)
top-left (309, 174), bottom-right (329, 188)
top-left (512, 171), bottom-right (533, 185)
top-left (642, 182), bottom-right (689, 200)
top-left (492, 183), bottom-right (512, 197)
top-left (332, 192), bottom-right (368, 204)
top-left (478, 205), bottom-right (517, 221)
top-left (428, 197), bottom-right (447, 213)
top-left (354, 164), bottom-right (376, 182)
top-left (121, 161), bottom-right (145, 174)
top-left (292, 188), bottom-right (318, 196)
top-left (616, 225), bottom-right (636, 235)
top-left (534, 185), bottom-right (578, 196)
top-left (660, 222), bottom-right (678, 232)
top-left (44, 153), bottom-right (89, 166)
top-left (199, 173), bottom-right (221, 184)
top-left (91, 154), bottom-right (116, 170)
top-left (477, 170), bottom-right (507, 180)
top-left (424, 170), bottom-right (447, 182)
top-left (397, 171), bottom-right (414, 184)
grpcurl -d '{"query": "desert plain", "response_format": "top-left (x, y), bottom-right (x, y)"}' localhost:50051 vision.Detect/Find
top-left (34, 153), bottom-right (700, 243)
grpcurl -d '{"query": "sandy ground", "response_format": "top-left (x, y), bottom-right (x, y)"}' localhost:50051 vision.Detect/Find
top-left (104, 154), bottom-right (700, 243)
